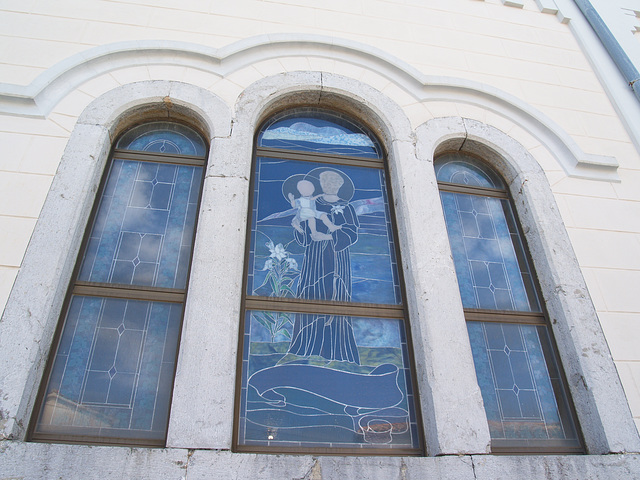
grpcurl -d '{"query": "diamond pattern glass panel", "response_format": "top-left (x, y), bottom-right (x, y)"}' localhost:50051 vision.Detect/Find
top-left (467, 322), bottom-right (578, 442)
top-left (440, 191), bottom-right (540, 312)
top-left (79, 159), bottom-right (203, 289)
top-left (34, 296), bottom-right (183, 441)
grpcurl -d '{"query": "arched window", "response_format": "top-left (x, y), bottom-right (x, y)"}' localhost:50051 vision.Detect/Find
top-left (234, 109), bottom-right (423, 455)
top-left (435, 152), bottom-right (582, 454)
top-left (29, 121), bottom-right (207, 446)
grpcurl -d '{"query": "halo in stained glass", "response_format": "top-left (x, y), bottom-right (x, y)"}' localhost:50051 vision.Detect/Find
top-left (435, 153), bottom-right (505, 189)
top-left (116, 122), bottom-right (207, 157)
top-left (258, 109), bottom-right (383, 159)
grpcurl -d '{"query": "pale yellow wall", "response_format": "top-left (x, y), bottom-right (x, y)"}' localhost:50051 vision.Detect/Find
top-left (1, 0), bottom-right (639, 433)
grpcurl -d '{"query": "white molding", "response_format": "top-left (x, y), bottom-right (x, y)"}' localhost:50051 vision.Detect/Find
top-left (0, 35), bottom-right (619, 182)
top-left (534, 0), bottom-right (559, 14)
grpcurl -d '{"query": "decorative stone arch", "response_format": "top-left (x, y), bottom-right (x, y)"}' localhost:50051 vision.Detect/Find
top-left (221, 71), bottom-right (492, 455)
top-left (415, 116), bottom-right (640, 454)
top-left (0, 81), bottom-right (232, 442)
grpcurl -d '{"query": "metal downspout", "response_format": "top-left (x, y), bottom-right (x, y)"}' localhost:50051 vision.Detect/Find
top-left (574, 0), bottom-right (640, 102)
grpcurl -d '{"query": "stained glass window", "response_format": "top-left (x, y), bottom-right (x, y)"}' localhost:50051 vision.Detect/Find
top-left (436, 153), bottom-right (582, 453)
top-left (236, 110), bottom-right (422, 455)
top-left (31, 122), bottom-right (206, 446)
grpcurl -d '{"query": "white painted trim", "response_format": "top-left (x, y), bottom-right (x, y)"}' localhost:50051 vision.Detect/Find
top-left (535, 0), bottom-right (559, 14)
top-left (0, 35), bottom-right (618, 181)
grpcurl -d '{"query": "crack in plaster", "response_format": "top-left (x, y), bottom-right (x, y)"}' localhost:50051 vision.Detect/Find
top-left (470, 455), bottom-right (478, 480)
top-left (296, 457), bottom-right (321, 480)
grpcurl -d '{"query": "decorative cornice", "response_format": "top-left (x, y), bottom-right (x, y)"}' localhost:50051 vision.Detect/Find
top-left (0, 34), bottom-right (618, 180)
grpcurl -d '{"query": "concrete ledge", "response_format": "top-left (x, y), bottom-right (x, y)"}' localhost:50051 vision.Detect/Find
top-left (1, 441), bottom-right (638, 480)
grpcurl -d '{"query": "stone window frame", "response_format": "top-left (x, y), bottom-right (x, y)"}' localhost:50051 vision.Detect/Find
top-left (434, 150), bottom-right (584, 454)
top-left (28, 119), bottom-right (210, 447)
top-left (416, 116), bottom-right (640, 455)
top-left (0, 81), bottom-right (234, 447)
top-left (0, 73), bottom-right (637, 457)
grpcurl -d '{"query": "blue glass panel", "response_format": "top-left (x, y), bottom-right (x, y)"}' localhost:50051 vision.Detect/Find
top-left (78, 159), bottom-right (202, 289)
top-left (34, 296), bottom-right (182, 442)
top-left (440, 191), bottom-right (536, 312)
top-left (116, 122), bottom-right (206, 157)
top-left (467, 321), bottom-right (578, 442)
top-left (434, 153), bottom-right (505, 189)
top-left (238, 310), bottom-right (421, 450)
top-left (248, 158), bottom-right (400, 306)
top-left (258, 110), bottom-right (382, 159)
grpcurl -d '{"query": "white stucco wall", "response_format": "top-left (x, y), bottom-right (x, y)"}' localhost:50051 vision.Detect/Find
top-left (1, 0), bottom-right (640, 477)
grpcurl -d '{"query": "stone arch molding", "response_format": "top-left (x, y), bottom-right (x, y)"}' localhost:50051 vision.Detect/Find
top-left (0, 80), bottom-right (231, 441)
top-left (416, 116), bottom-right (640, 454)
top-left (0, 35), bottom-right (617, 181)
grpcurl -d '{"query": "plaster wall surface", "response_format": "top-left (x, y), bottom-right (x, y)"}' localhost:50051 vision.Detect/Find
top-left (1, 0), bottom-right (640, 477)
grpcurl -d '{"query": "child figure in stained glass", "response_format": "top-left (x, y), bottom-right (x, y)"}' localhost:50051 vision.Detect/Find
top-left (288, 179), bottom-right (341, 241)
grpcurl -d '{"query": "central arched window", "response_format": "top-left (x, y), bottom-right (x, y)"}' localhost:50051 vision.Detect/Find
top-left (234, 109), bottom-right (423, 455)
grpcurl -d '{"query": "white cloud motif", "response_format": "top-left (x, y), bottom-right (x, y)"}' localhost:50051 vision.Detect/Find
top-left (262, 122), bottom-right (374, 147)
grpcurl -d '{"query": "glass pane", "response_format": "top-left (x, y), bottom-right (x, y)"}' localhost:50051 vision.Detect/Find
top-left (34, 296), bottom-right (183, 442)
top-left (435, 153), bottom-right (505, 189)
top-left (237, 309), bottom-right (421, 450)
top-left (440, 191), bottom-right (540, 312)
top-left (467, 321), bottom-right (579, 443)
top-left (116, 122), bottom-right (206, 157)
top-left (247, 158), bottom-right (402, 305)
top-left (79, 159), bottom-right (203, 289)
top-left (258, 110), bottom-right (382, 159)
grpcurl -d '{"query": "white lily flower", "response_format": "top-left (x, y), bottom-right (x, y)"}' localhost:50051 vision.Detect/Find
top-left (270, 243), bottom-right (287, 261)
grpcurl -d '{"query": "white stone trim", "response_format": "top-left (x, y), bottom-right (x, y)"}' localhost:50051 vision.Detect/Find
top-left (417, 116), bottom-right (640, 454)
top-left (0, 36), bottom-right (618, 181)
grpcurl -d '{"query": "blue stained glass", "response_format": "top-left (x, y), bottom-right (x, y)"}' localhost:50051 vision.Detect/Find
top-left (435, 153), bottom-right (505, 189)
top-left (248, 158), bottom-right (400, 307)
top-left (35, 296), bottom-right (182, 441)
top-left (440, 191), bottom-right (536, 312)
top-left (239, 310), bottom-right (420, 450)
top-left (116, 122), bottom-right (206, 157)
top-left (467, 321), bottom-right (578, 442)
top-left (258, 110), bottom-right (382, 159)
top-left (78, 160), bottom-right (202, 289)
